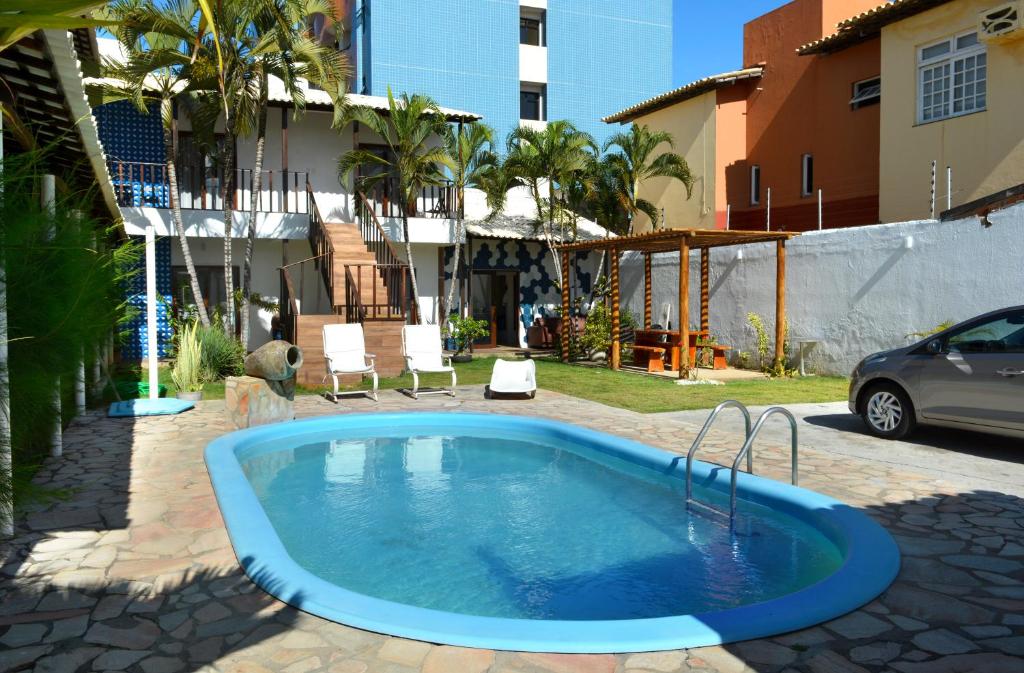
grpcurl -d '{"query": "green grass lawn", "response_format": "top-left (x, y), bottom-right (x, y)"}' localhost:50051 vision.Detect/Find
top-left (120, 357), bottom-right (847, 414)
top-left (332, 356), bottom-right (849, 414)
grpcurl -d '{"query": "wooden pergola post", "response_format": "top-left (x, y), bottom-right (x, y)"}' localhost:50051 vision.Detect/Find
top-left (610, 246), bottom-right (620, 370)
top-left (700, 247), bottom-right (710, 333)
top-left (643, 252), bottom-right (652, 329)
top-left (775, 239), bottom-right (787, 369)
top-left (560, 250), bottom-right (571, 363)
top-left (678, 237), bottom-right (690, 378)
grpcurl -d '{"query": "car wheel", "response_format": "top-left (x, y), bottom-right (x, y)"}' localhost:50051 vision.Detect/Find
top-left (861, 383), bottom-right (916, 439)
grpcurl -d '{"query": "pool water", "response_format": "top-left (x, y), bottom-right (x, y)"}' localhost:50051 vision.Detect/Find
top-left (240, 427), bottom-right (843, 621)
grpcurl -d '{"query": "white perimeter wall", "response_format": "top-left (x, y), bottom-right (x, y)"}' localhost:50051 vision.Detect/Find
top-left (620, 203), bottom-right (1024, 375)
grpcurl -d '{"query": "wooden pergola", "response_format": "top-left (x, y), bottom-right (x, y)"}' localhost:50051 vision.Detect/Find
top-left (555, 229), bottom-right (799, 377)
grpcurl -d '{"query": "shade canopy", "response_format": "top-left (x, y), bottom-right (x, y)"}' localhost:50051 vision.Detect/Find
top-left (554, 228), bottom-right (797, 254)
top-left (557, 227), bottom-right (798, 376)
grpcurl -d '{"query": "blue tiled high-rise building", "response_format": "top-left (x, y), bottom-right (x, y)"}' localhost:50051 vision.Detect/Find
top-left (345, 0), bottom-right (672, 146)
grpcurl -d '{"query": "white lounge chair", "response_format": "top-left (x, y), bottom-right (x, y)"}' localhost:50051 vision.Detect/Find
top-left (486, 358), bottom-right (537, 399)
top-left (401, 324), bottom-right (456, 399)
top-left (323, 323), bottom-right (378, 402)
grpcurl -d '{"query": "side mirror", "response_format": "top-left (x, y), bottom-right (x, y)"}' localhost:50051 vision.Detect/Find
top-left (926, 339), bottom-right (943, 354)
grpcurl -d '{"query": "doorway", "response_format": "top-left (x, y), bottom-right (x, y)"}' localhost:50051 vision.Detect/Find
top-left (470, 270), bottom-right (519, 348)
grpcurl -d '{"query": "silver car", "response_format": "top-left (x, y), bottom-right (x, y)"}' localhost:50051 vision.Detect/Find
top-left (849, 306), bottom-right (1024, 439)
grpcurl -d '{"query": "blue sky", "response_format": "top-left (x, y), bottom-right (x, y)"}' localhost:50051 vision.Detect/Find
top-left (672, 0), bottom-right (786, 86)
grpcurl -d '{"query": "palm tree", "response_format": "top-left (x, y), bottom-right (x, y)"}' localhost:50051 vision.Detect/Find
top-left (188, 0), bottom-right (259, 333)
top-left (498, 120), bottom-right (597, 289)
top-left (603, 123), bottom-right (694, 234)
top-left (337, 89), bottom-right (451, 324)
top-left (236, 0), bottom-right (350, 349)
top-left (0, 1), bottom-right (113, 53)
top-left (100, 0), bottom-right (212, 327)
top-left (439, 122), bottom-right (497, 322)
top-left (587, 156), bottom-right (630, 235)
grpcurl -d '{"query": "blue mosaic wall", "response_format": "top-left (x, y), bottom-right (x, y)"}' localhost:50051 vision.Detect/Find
top-left (123, 236), bottom-right (173, 361)
top-left (95, 100), bottom-right (164, 163)
top-left (443, 240), bottom-right (596, 340)
top-left (547, 0), bottom-right (672, 146)
top-left (94, 100), bottom-right (170, 207)
top-left (96, 101), bottom-right (174, 359)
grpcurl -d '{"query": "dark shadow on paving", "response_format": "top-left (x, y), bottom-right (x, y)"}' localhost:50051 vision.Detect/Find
top-left (0, 411), bottom-right (308, 673)
top-left (803, 413), bottom-right (1024, 464)
top-left (717, 488), bottom-right (1024, 672)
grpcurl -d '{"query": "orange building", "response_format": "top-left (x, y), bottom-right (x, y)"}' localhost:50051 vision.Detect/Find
top-left (605, 0), bottom-right (883, 232)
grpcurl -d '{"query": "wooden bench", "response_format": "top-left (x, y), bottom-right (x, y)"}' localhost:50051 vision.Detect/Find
top-left (698, 344), bottom-right (732, 370)
top-left (633, 331), bottom-right (671, 372)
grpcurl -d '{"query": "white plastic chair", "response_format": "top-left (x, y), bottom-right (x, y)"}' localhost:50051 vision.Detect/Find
top-left (323, 323), bottom-right (378, 402)
top-left (401, 324), bottom-right (456, 399)
top-left (487, 359), bottom-right (537, 399)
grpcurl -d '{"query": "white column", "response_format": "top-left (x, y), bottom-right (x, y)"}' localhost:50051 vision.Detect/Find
top-left (75, 347), bottom-right (86, 414)
top-left (817, 189), bottom-right (823, 230)
top-left (0, 112), bottom-right (11, 537)
top-left (43, 175), bottom-right (61, 458)
top-left (946, 166), bottom-right (952, 211)
top-left (145, 223), bottom-right (159, 400)
top-left (92, 343), bottom-right (102, 396)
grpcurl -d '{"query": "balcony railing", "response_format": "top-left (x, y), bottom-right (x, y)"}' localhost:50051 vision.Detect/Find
top-left (109, 160), bottom-right (309, 214)
top-left (362, 176), bottom-right (455, 219)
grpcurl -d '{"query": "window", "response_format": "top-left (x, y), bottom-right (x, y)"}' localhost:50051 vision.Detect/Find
top-left (171, 266), bottom-right (239, 311)
top-left (520, 11), bottom-right (545, 46)
top-left (801, 154), bottom-right (814, 197)
top-left (946, 310), bottom-right (1024, 354)
top-left (520, 86), bottom-right (545, 121)
top-left (750, 165), bottom-right (761, 205)
top-left (850, 76), bottom-right (881, 109)
top-left (918, 31), bottom-right (986, 123)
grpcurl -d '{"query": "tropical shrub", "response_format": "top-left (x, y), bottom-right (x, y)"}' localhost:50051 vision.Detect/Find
top-left (171, 321), bottom-right (203, 393)
top-left (1, 150), bottom-right (139, 513)
top-left (197, 325), bottom-right (245, 381)
top-left (577, 303), bottom-right (639, 360)
top-left (448, 316), bottom-right (490, 354)
top-left (747, 312), bottom-right (793, 377)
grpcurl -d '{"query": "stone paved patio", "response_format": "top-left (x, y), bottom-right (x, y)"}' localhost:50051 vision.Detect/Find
top-left (1, 386), bottom-right (1022, 673)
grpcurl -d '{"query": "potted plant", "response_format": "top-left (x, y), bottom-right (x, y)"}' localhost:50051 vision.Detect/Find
top-left (172, 320), bottom-right (204, 401)
top-left (448, 315), bottom-right (490, 363)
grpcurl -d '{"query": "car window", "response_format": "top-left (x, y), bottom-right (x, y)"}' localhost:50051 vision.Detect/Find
top-left (947, 310), bottom-right (1024, 353)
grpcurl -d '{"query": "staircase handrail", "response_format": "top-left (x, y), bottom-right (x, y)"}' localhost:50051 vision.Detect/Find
top-left (306, 180), bottom-right (335, 305)
top-left (278, 266), bottom-right (300, 342)
top-left (356, 190), bottom-right (406, 269)
top-left (343, 265), bottom-right (367, 323)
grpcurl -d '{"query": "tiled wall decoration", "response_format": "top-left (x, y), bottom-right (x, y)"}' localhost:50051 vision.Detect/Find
top-left (122, 236), bottom-right (173, 361)
top-left (95, 100), bottom-right (171, 207)
top-left (443, 239), bottom-right (599, 343)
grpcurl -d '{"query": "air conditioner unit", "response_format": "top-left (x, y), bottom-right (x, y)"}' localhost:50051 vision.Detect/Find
top-left (979, 2), bottom-right (1023, 42)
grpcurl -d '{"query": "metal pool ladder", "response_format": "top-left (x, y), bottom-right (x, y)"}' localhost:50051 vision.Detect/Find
top-left (685, 400), bottom-right (752, 503)
top-left (729, 407), bottom-right (799, 521)
top-left (685, 402), bottom-right (799, 523)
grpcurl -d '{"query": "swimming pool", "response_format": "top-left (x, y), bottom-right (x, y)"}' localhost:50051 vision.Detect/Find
top-left (205, 413), bottom-right (900, 653)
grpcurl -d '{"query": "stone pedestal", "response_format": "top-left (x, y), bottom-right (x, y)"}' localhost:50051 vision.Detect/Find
top-left (225, 376), bottom-right (295, 429)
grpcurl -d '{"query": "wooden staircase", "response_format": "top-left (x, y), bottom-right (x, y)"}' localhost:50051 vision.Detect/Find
top-left (283, 187), bottom-right (411, 388)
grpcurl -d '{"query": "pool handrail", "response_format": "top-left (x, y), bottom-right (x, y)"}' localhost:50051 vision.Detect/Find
top-left (685, 400), bottom-right (753, 503)
top-left (730, 406), bottom-right (799, 521)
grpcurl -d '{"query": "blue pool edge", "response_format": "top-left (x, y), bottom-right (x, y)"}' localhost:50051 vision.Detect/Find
top-left (204, 412), bottom-right (901, 653)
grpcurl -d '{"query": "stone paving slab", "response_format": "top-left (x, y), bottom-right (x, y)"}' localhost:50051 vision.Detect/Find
top-left (1, 386), bottom-right (1022, 673)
